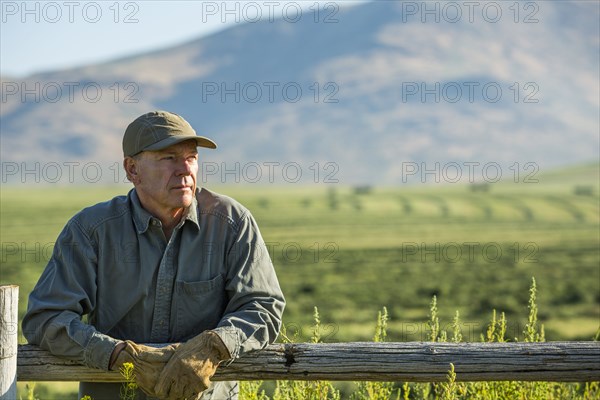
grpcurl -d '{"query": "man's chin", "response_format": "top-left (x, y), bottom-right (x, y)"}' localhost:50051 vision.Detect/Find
top-left (178, 192), bottom-right (194, 208)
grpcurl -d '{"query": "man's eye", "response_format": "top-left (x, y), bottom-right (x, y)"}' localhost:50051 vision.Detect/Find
top-left (161, 156), bottom-right (174, 161)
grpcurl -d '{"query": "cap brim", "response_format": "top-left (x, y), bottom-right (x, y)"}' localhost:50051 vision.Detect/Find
top-left (143, 135), bottom-right (217, 152)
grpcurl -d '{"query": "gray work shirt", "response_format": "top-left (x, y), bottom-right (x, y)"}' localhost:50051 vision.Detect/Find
top-left (22, 188), bottom-right (285, 399)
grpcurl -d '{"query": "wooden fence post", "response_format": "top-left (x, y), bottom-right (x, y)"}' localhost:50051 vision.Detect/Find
top-left (0, 285), bottom-right (19, 400)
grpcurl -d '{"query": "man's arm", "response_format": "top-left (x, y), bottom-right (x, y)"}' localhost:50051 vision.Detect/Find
top-left (21, 218), bottom-right (121, 370)
top-left (213, 210), bottom-right (286, 361)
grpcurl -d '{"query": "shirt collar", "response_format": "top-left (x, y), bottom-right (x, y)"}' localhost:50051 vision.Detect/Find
top-left (129, 188), bottom-right (200, 234)
top-left (183, 193), bottom-right (200, 230)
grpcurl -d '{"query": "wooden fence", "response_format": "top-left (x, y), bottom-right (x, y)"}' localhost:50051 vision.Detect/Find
top-left (2, 285), bottom-right (600, 399)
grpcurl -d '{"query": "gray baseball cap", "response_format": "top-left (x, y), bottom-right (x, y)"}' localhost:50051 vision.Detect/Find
top-left (123, 110), bottom-right (217, 157)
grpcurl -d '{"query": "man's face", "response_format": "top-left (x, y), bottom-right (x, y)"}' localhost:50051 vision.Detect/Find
top-left (129, 140), bottom-right (199, 215)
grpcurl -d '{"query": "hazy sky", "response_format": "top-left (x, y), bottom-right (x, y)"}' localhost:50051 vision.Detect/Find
top-left (1, 1), bottom-right (364, 77)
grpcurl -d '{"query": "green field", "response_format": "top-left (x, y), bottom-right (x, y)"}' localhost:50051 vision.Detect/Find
top-left (1, 163), bottom-right (599, 398)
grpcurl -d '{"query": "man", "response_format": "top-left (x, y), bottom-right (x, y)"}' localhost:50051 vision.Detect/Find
top-left (22, 111), bottom-right (286, 399)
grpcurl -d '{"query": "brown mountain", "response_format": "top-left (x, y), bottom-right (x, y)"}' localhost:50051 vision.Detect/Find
top-left (1, 1), bottom-right (598, 184)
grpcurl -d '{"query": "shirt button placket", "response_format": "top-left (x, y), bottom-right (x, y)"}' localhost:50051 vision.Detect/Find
top-left (150, 221), bottom-right (183, 342)
top-left (150, 244), bottom-right (175, 341)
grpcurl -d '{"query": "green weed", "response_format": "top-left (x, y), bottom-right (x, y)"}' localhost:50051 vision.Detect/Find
top-left (21, 383), bottom-right (37, 400)
top-left (273, 307), bottom-right (341, 400)
top-left (239, 278), bottom-right (599, 400)
top-left (351, 307), bottom-right (400, 400)
top-left (119, 362), bottom-right (137, 400)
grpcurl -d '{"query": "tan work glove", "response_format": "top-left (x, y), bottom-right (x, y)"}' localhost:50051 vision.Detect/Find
top-left (154, 331), bottom-right (231, 400)
top-left (111, 341), bottom-right (179, 398)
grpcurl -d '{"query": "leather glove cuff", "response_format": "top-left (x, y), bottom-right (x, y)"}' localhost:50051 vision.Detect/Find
top-left (205, 331), bottom-right (231, 364)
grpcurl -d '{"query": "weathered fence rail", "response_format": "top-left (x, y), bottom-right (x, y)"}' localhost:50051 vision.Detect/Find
top-left (2, 285), bottom-right (600, 400)
top-left (16, 341), bottom-right (600, 383)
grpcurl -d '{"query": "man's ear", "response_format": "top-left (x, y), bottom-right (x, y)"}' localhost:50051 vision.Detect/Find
top-left (123, 157), bottom-right (138, 183)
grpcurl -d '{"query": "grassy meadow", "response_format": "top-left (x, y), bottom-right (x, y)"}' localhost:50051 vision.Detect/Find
top-left (1, 162), bottom-right (599, 398)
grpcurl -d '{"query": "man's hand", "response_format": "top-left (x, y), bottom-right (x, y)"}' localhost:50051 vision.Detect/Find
top-left (154, 331), bottom-right (231, 400)
top-left (110, 341), bottom-right (179, 398)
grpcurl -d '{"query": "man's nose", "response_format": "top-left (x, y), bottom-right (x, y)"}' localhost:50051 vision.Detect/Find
top-left (176, 159), bottom-right (194, 176)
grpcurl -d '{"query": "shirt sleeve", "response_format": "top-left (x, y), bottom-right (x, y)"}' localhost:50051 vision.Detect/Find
top-left (213, 210), bottom-right (286, 361)
top-left (21, 217), bottom-right (120, 370)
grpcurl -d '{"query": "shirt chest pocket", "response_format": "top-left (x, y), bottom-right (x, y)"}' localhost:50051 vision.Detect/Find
top-left (173, 274), bottom-right (226, 341)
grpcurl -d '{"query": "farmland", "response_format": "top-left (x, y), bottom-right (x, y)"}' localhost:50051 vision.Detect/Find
top-left (1, 163), bottom-right (599, 397)
top-left (0, 162), bottom-right (600, 340)
top-left (1, 163), bottom-right (599, 342)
